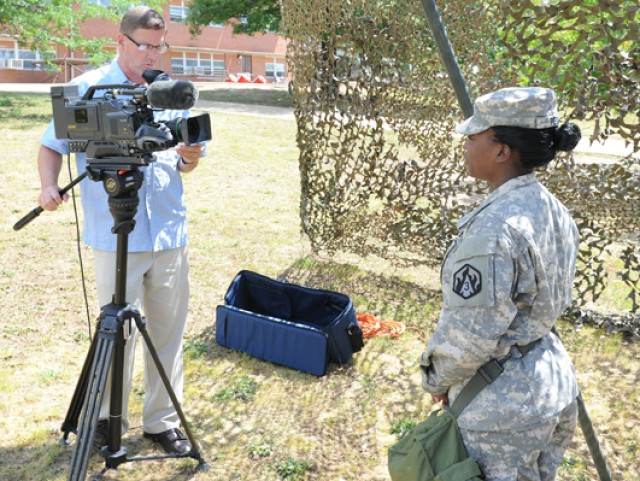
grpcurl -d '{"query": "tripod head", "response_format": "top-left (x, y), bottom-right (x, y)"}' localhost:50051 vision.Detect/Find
top-left (85, 162), bottom-right (145, 235)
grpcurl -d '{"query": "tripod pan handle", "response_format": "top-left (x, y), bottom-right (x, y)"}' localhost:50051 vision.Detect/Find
top-left (13, 171), bottom-right (88, 231)
top-left (13, 206), bottom-right (43, 231)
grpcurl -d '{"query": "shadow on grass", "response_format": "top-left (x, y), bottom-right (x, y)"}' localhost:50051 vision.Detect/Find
top-left (278, 255), bottom-right (440, 331)
top-left (0, 431), bottom-right (205, 481)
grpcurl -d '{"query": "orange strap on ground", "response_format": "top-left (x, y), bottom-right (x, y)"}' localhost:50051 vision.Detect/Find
top-left (356, 313), bottom-right (422, 339)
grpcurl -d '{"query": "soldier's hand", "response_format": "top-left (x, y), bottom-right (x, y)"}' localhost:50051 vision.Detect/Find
top-left (431, 393), bottom-right (448, 404)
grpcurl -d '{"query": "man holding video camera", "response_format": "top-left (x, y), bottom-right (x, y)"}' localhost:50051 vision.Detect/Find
top-left (37, 6), bottom-right (202, 454)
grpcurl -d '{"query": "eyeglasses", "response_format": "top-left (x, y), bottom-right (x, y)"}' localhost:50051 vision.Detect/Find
top-left (123, 33), bottom-right (169, 54)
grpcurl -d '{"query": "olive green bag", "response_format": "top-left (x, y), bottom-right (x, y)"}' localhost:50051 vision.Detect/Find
top-left (389, 341), bottom-right (543, 480)
top-left (387, 409), bottom-right (483, 481)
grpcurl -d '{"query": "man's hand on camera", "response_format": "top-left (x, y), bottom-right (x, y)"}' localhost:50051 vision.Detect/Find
top-left (176, 143), bottom-right (203, 173)
top-left (39, 185), bottom-right (68, 211)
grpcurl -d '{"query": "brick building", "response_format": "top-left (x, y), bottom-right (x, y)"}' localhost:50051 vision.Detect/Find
top-left (0, 1), bottom-right (288, 84)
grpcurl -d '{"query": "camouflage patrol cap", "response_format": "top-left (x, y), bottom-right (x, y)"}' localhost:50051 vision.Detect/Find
top-left (457, 87), bottom-right (559, 135)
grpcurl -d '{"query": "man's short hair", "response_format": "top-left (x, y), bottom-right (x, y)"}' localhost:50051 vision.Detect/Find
top-left (119, 6), bottom-right (165, 35)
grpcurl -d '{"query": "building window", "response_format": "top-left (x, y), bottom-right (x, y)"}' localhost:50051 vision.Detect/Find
top-left (170, 5), bottom-right (187, 23)
top-left (0, 48), bottom-right (42, 70)
top-left (185, 58), bottom-right (198, 74)
top-left (212, 59), bottom-right (225, 75)
top-left (170, 1), bottom-right (221, 27)
top-left (266, 62), bottom-right (286, 79)
top-left (171, 58), bottom-right (184, 75)
top-left (172, 54), bottom-right (226, 77)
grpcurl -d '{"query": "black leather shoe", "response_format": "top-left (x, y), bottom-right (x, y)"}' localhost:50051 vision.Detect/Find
top-left (93, 419), bottom-right (109, 450)
top-left (144, 428), bottom-right (192, 454)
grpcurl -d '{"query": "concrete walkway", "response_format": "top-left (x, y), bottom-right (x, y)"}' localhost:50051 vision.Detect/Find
top-left (0, 83), bottom-right (58, 93)
top-left (1, 83), bottom-right (636, 158)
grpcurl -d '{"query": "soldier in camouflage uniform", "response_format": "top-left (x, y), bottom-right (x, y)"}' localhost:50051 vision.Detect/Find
top-left (420, 87), bottom-right (583, 481)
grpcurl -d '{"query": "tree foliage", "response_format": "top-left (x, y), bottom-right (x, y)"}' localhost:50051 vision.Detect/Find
top-left (0, 0), bottom-right (164, 67)
top-left (187, 0), bottom-right (281, 36)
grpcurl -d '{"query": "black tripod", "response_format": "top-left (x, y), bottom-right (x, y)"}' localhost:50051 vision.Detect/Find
top-left (57, 166), bottom-right (208, 481)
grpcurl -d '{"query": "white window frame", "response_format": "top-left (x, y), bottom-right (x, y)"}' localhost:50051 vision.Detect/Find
top-left (0, 43), bottom-right (42, 70)
top-left (170, 4), bottom-right (188, 23)
top-left (169, 0), bottom-right (223, 27)
top-left (265, 61), bottom-right (286, 79)
top-left (171, 52), bottom-right (226, 77)
top-left (171, 57), bottom-right (185, 75)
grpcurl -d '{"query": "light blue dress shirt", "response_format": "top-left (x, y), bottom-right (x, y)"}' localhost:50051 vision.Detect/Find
top-left (40, 59), bottom-right (193, 252)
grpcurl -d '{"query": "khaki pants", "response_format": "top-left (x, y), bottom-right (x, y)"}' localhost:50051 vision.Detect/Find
top-left (94, 246), bottom-right (189, 434)
top-left (460, 399), bottom-right (578, 481)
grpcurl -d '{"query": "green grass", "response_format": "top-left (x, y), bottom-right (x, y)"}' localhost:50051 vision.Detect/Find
top-left (212, 375), bottom-right (259, 402)
top-left (389, 417), bottom-right (417, 439)
top-left (0, 91), bottom-right (638, 481)
top-left (272, 457), bottom-right (314, 480)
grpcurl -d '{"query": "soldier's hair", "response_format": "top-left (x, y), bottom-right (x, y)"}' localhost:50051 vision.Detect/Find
top-left (491, 123), bottom-right (581, 170)
top-left (120, 7), bottom-right (165, 35)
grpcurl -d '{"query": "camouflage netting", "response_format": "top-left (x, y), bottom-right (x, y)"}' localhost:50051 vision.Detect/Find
top-left (280, 0), bottom-right (640, 321)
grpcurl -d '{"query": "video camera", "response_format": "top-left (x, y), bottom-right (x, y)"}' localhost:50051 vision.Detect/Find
top-left (51, 70), bottom-right (211, 168)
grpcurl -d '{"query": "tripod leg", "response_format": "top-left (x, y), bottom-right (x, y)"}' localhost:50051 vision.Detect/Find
top-left (104, 314), bottom-right (129, 465)
top-left (67, 332), bottom-right (115, 481)
top-left (61, 327), bottom-right (100, 443)
top-left (134, 316), bottom-right (208, 470)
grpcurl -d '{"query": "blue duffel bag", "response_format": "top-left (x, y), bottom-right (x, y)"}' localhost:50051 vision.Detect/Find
top-left (216, 270), bottom-right (364, 376)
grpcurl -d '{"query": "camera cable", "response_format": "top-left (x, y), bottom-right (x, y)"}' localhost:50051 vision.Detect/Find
top-left (66, 154), bottom-right (93, 339)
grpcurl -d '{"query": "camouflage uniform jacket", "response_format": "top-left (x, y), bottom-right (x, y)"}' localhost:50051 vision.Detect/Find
top-left (420, 173), bottom-right (579, 431)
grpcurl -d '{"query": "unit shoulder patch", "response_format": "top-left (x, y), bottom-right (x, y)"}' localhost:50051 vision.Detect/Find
top-left (452, 263), bottom-right (482, 299)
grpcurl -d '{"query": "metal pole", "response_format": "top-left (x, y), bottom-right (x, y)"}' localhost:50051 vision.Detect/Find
top-left (577, 394), bottom-right (612, 481)
top-left (419, 0), bottom-right (474, 118)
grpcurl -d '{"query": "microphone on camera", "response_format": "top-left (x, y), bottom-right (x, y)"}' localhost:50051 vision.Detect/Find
top-left (146, 79), bottom-right (199, 110)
